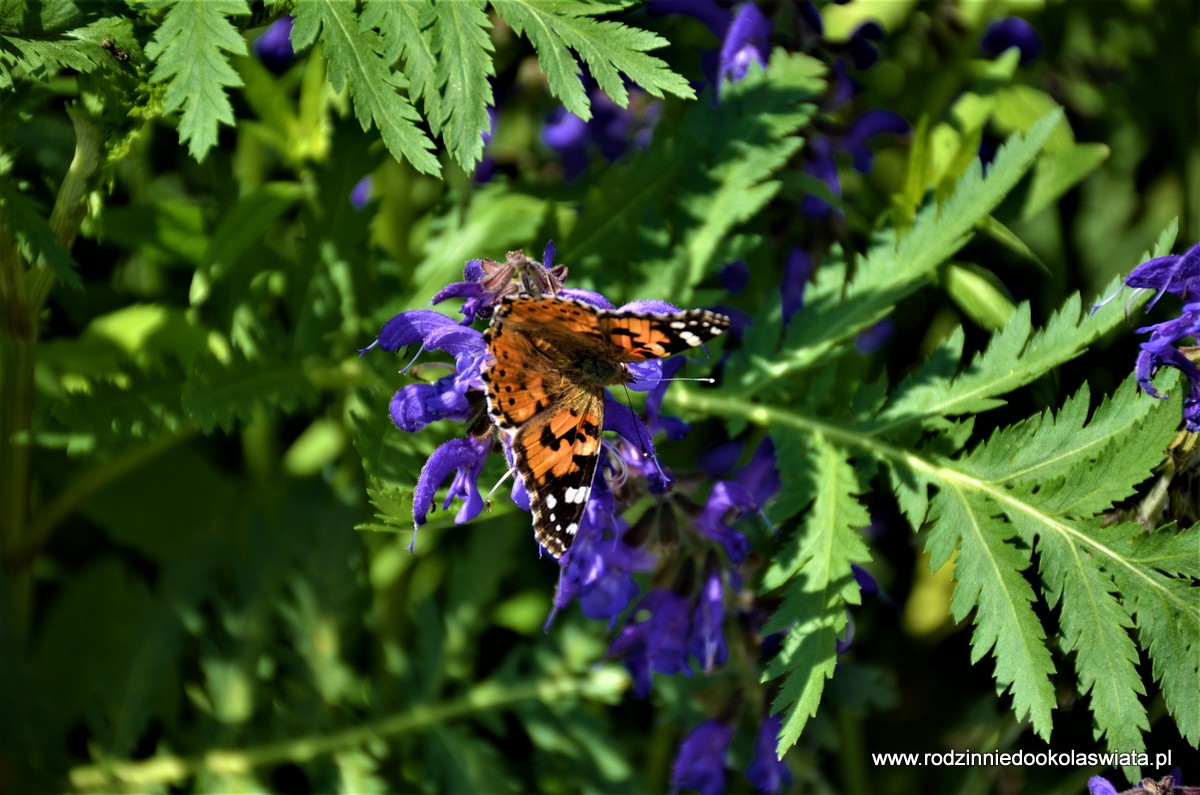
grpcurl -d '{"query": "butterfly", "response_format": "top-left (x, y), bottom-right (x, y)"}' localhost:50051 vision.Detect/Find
top-left (481, 294), bottom-right (731, 557)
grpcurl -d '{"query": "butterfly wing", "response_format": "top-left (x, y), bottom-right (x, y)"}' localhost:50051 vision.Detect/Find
top-left (511, 391), bottom-right (604, 557)
top-left (483, 296), bottom-right (730, 557)
top-left (483, 298), bottom-right (608, 556)
top-left (596, 307), bottom-right (731, 361)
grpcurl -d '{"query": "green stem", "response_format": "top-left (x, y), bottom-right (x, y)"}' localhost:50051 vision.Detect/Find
top-left (668, 388), bottom-right (1198, 620)
top-left (69, 667), bottom-right (627, 789)
top-left (0, 211), bottom-right (35, 640)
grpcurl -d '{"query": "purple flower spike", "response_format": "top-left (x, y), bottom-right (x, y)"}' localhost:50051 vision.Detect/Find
top-left (1086, 776), bottom-right (1119, 795)
top-left (801, 136), bottom-right (841, 218)
top-left (372, 309), bottom-right (458, 353)
top-left (688, 569), bottom-right (727, 672)
top-left (697, 481), bottom-right (754, 564)
top-left (844, 110), bottom-right (910, 173)
top-left (747, 715), bottom-right (792, 795)
top-left (647, 0), bottom-right (732, 38)
top-left (611, 589), bottom-right (694, 686)
top-left (411, 435), bottom-right (492, 549)
top-left (739, 437), bottom-right (781, 508)
top-left (1132, 299), bottom-right (1200, 430)
top-left (856, 318), bottom-right (895, 353)
top-left (718, 3), bottom-right (772, 85)
top-left (671, 720), bottom-right (733, 795)
top-left (1123, 240), bottom-right (1200, 309)
top-left (553, 486), bottom-right (655, 626)
top-left (253, 16), bottom-right (294, 73)
top-left (719, 260), bottom-right (750, 294)
top-left (782, 248), bottom-right (813, 325)
top-left (350, 176), bottom-right (372, 210)
top-left (980, 17), bottom-right (1041, 65)
top-left (847, 20), bottom-right (885, 69)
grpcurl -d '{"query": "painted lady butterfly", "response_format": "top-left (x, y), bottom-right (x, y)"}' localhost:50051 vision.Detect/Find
top-left (481, 295), bottom-right (731, 557)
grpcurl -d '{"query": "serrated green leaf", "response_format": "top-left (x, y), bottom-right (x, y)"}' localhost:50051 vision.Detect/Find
top-left (761, 436), bottom-right (871, 752)
top-left (291, 0), bottom-right (439, 176)
top-left (428, 0), bottom-right (492, 171)
top-left (925, 485), bottom-right (1056, 738)
top-left (1104, 530), bottom-right (1200, 746)
top-left (144, 0), bottom-right (249, 161)
top-left (493, 0), bottom-right (693, 120)
top-left (754, 109), bottom-right (1063, 389)
top-left (181, 355), bottom-right (317, 433)
top-left (565, 50), bottom-right (824, 303)
top-left (363, 0), bottom-right (441, 131)
top-left (1036, 526), bottom-right (1147, 751)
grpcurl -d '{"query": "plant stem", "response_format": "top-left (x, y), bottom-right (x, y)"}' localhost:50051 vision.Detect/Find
top-left (69, 667), bottom-right (627, 789)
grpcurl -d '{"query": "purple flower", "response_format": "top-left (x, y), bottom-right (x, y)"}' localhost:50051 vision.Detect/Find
top-left (647, 0), bottom-right (731, 38)
top-left (366, 310), bottom-right (489, 432)
top-left (671, 720), bottom-right (733, 795)
top-left (746, 715), bottom-right (791, 794)
top-left (1086, 776), bottom-right (1119, 795)
top-left (645, 357), bottom-right (692, 441)
top-left (253, 16), bottom-right (294, 73)
top-left (432, 244), bottom-right (568, 323)
top-left (801, 136), bottom-right (841, 218)
top-left (739, 437), bottom-right (781, 508)
top-left (717, 3), bottom-right (772, 85)
top-left (843, 110), bottom-right (910, 173)
top-left (1133, 302), bottom-right (1200, 430)
top-left (980, 17), bottom-right (1041, 65)
top-left (610, 589), bottom-right (694, 695)
top-left (845, 20), bottom-right (884, 70)
top-left (696, 481), bottom-right (754, 563)
top-left (719, 260), bottom-right (750, 294)
top-left (542, 90), bottom-right (658, 181)
top-left (350, 176), bottom-right (372, 210)
top-left (552, 482), bottom-right (655, 626)
top-left (781, 248), bottom-right (812, 324)
top-left (856, 318), bottom-right (895, 353)
top-left (1123, 240), bottom-right (1200, 309)
top-left (411, 434), bottom-right (492, 550)
top-left (688, 569), bottom-right (727, 672)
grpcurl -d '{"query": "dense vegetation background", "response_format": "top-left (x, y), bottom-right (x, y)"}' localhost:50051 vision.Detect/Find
top-left (1, 1), bottom-right (1197, 794)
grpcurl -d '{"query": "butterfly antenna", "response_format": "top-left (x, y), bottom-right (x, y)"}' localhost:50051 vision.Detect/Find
top-left (617, 383), bottom-right (672, 485)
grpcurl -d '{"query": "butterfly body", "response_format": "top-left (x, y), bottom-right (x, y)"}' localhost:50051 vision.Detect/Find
top-left (482, 295), bottom-right (730, 557)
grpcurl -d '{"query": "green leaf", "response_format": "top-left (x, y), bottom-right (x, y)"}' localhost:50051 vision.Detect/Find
top-left (0, 177), bottom-right (82, 288)
top-left (930, 484), bottom-right (1057, 737)
top-left (428, 0), bottom-right (493, 171)
top-left (1096, 523), bottom-right (1200, 746)
top-left (1037, 525), bottom-right (1147, 751)
top-left (761, 436), bottom-right (871, 751)
top-left (565, 50), bottom-right (824, 303)
top-left (363, 0), bottom-right (441, 131)
top-left (181, 354), bottom-right (318, 433)
top-left (292, 0), bottom-right (440, 176)
top-left (144, 0), bottom-right (249, 161)
top-left (941, 261), bottom-right (1016, 331)
top-left (492, 0), bottom-right (694, 120)
top-left (754, 109), bottom-right (1063, 389)
top-left (873, 218), bottom-right (1180, 435)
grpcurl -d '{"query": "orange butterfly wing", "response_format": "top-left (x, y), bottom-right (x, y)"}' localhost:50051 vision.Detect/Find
top-left (483, 296), bottom-right (729, 557)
